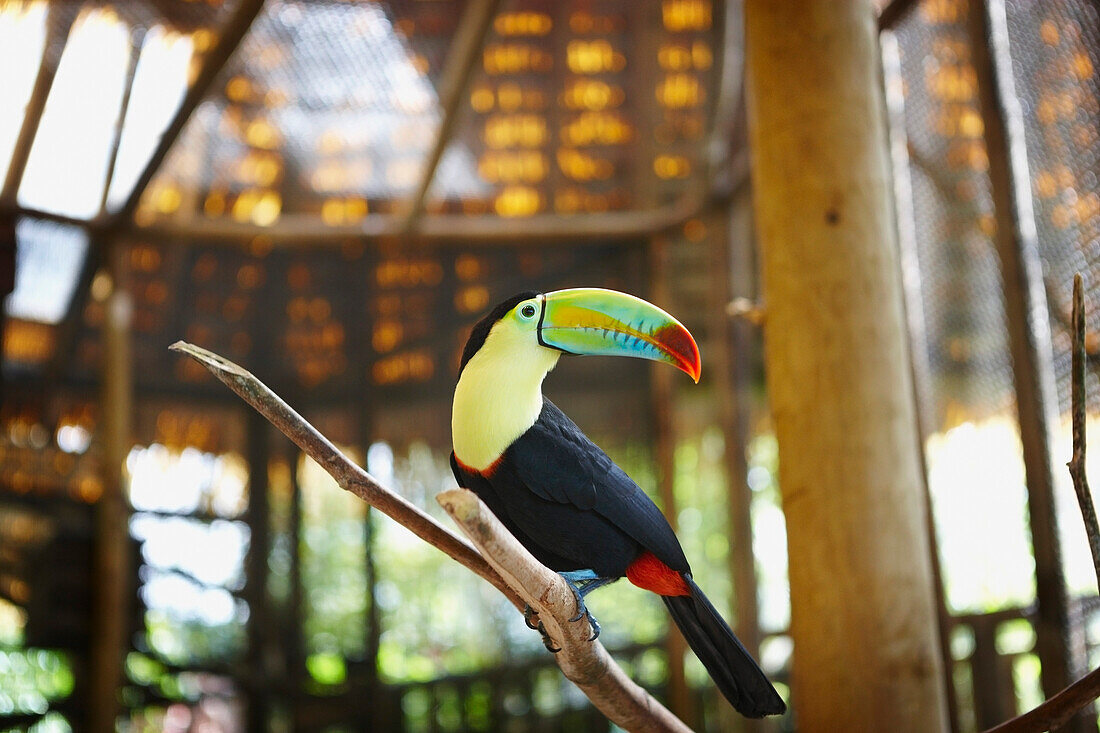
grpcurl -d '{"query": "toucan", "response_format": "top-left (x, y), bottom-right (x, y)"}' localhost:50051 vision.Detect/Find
top-left (450, 288), bottom-right (786, 718)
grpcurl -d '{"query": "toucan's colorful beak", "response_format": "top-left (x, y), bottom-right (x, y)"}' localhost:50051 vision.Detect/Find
top-left (538, 288), bottom-right (701, 382)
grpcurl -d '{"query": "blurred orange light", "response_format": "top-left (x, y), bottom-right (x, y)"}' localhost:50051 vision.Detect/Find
top-left (656, 74), bottom-right (703, 109)
top-left (494, 12), bottom-right (552, 36)
top-left (566, 40), bottom-right (625, 74)
top-left (661, 0), bottom-right (711, 32)
top-left (494, 185), bottom-right (541, 217)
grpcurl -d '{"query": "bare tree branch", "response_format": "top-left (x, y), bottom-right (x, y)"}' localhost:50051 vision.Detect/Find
top-left (168, 341), bottom-right (523, 609)
top-left (1068, 272), bottom-right (1100, 588)
top-left (169, 341), bottom-right (691, 732)
top-left (982, 666), bottom-right (1100, 733)
top-left (438, 488), bottom-right (692, 733)
top-left (981, 273), bottom-right (1100, 731)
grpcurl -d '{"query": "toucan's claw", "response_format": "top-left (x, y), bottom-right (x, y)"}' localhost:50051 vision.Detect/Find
top-left (524, 604), bottom-right (560, 652)
top-left (523, 604), bottom-right (540, 630)
top-left (586, 613), bottom-right (601, 642)
top-left (537, 621), bottom-right (561, 653)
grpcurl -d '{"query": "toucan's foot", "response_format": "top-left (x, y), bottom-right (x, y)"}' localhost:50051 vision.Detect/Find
top-left (558, 570), bottom-right (614, 642)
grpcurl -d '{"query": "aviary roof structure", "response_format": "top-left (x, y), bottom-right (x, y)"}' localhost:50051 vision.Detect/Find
top-left (4, 0), bottom-right (726, 231)
top-left (1, 0), bottom-right (729, 409)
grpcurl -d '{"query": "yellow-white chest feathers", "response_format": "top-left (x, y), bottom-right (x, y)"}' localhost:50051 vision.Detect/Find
top-left (451, 318), bottom-right (560, 472)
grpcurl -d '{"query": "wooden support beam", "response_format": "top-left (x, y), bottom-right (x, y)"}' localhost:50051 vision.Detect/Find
top-left (88, 242), bottom-right (133, 733)
top-left (881, 30), bottom-right (962, 732)
top-left (130, 192), bottom-right (712, 245)
top-left (966, 0), bottom-right (1087, 721)
top-left (0, 205), bottom-right (94, 230)
top-left (245, 409), bottom-right (272, 730)
top-left (97, 28), bottom-right (145, 218)
top-left (0, 5), bottom-right (77, 205)
top-left (400, 0), bottom-right (503, 234)
top-left (113, 0), bottom-right (266, 226)
top-left (286, 441), bottom-right (306, 719)
top-left (713, 197), bottom-right (767, 733)
top-left (745, 1), bottom-right (948, 729)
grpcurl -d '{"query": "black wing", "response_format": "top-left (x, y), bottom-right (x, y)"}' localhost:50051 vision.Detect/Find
top-left (506, 399), bottom-right (690, 574)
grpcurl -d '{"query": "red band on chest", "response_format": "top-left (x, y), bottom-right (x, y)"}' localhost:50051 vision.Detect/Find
top-left (454, 454), bottom-right (502, 478)
top-left (626, 551), bottom-right (689, 596)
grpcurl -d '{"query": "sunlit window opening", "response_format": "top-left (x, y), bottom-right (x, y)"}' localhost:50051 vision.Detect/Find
top-left (3, 218), bottom-right (88, 324)
top-left (298, 449), bottom-right (367, 686)
top-left (126, 444), bottom-right (250, 660)
top-left (927, 416), bottom-right (1035, 613)
top-left (104, 26), bottom-right (194, 212)
top-left (18, 7), bottom-right (131, 219)
top-left (0, 2), bottom-right (47, 184)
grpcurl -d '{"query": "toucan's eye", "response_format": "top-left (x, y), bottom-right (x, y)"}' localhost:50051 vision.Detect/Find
top-left (519, 303), bottom-right (538, 319)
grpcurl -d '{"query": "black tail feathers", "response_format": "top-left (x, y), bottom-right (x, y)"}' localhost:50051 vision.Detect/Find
top-left (662, 575), bottom-right (786, 718)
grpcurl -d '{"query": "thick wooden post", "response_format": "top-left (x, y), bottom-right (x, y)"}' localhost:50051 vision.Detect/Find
top-left (744, 2), bottom-right (949, 730)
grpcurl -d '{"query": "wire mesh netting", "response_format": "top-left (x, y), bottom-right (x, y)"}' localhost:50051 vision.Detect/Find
top-left (893, 0), bottom-right (1016, 429)
top-left (137, 0), bottom-right (722, 229)
top-left (890, 0), bottom-right (1100, 727)
top-left (1004, 0), bottom-right (1100, 416)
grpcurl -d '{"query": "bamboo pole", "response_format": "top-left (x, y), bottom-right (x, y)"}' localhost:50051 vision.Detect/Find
top-left (744, 1), bottom-right (948, 729)
top-left (89, 242), bottom-right (133, 732)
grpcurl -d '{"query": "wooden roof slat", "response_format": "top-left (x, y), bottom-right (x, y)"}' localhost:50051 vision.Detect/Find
top-left (400, 0), bottom-right (504, 234)
top-left (112, 0), bottom-right (268, 227)
top-left (0, 5), bottom-right (78, 206)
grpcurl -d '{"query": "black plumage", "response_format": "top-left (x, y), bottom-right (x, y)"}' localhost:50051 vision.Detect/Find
top-left (453, 399), bottom-right (687, 578)
top-left (451, 400), bottom-right (785, 718)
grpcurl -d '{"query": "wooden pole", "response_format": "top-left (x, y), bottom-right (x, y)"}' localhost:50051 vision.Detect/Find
top-left (714, 197), bottom-right (766, 733)
top-left (744, 2), bottom-right (949, 729)
top-left (89, 240), bottom-right (133, 732)
top-left (882, 30), bottom-right (962, 732)
top-left (966, 3), bottom-right (1086, 723)
top-left (245, 409), bottom-right (272, 731)
top-left (648, 237), bottom-right (692, 727)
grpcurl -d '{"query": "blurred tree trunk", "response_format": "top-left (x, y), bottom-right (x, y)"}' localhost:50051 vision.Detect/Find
top-left (744, 1), bottom-right (949, 730)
